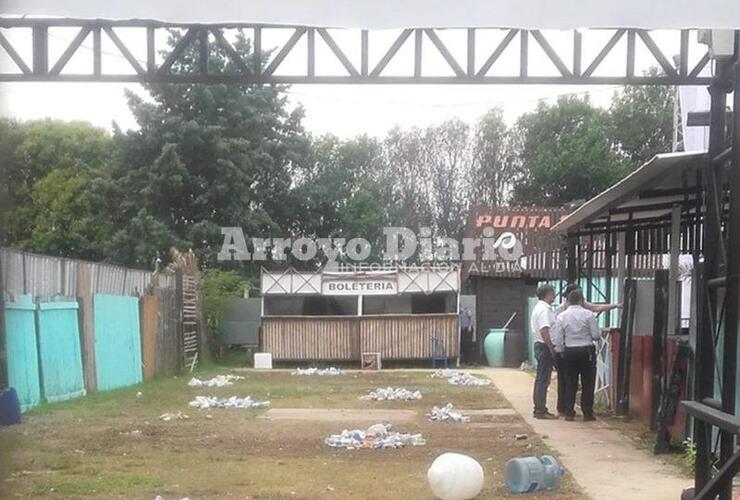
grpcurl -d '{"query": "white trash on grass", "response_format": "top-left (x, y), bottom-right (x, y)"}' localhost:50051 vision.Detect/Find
top-left (427, 404), bottom-right (470, 423)
top-left (188, 396), bottom-right (270, 409)
top-left (159, 411), bottom-right (189, 421)
top-left (359, 387), bottom-right (422, 401)
top-left (325, 422), bottom-right (426, 450)
top-left (187, 374), bottom-right (244, 387)
top-left (292, 367), bottom-right (345, 376)
top-left (432, 370), bottom-right (491, 386)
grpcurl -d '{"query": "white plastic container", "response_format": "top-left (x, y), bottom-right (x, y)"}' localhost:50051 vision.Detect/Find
top-left (427, 452), bottom-right (485, 500)
top-left (253, 352), bottom-right (272, 369)
top-left (505, 455), bottom-right (564, 494)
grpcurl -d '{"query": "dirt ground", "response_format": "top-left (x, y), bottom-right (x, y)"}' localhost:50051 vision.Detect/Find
top-left (0, 369), bottom-right (587, 499)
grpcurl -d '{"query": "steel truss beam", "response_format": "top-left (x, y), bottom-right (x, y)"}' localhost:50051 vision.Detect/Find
top-left (0, 18), bottom-right (713, 85)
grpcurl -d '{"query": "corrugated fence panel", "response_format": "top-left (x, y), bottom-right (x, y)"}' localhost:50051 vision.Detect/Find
top-left (1, 248), bottom-right (24, 295)
top-left (141, 295), bottom-right (158, 380)
top-left (26, 253), bottom-right (63, 297)
top-left (4, 295), bottom-right (40, 410)
top-left (1, 248), bottom-right (155, 298)
top-left (360, 314), bottom-right (459, 360)
top-left (94, 294), bottom-right (142, 391)
top-left (37, 300), bottom-right (86, 403)
top-left (262, 317), bottom-right (360, 361)
top-left (155, 287), bottom-right (180, 374)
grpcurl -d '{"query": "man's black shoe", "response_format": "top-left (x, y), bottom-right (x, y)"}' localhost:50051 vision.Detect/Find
top-left (564, 415), bottom-right (575, 421)
top-left (533, 412), bottom-right (558, 420)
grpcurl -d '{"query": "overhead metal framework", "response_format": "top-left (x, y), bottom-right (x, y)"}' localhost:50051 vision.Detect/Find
top-left (0, 18), bottom-right (713, 85)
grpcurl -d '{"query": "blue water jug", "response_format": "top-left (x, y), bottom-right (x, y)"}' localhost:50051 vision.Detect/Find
top-left (0, 388), bottom-right (22, 425)
top-left (505, 455), bottom-right (564, 494)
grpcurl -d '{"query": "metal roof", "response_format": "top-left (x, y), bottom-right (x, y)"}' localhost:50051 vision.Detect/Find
top-left (552, 151), bottom-right (708, 234)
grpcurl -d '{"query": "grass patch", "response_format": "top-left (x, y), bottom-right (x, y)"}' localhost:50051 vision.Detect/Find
top-left (1, 368), bottom-right (586, 499)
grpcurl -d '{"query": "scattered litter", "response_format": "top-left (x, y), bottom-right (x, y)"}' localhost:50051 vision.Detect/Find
top-left (292, 367), bottom-right (345, 376)
top-left (136, 391), bottom-right (143, 398)
top-left (520, 361), bottom-right (532, 370)
top-left (121, 429), bottom-right (142, 437)
top-left (325, 422), bottom-right (425, 449)
top-left (187, 375), bottom-right (244, 387)
top-left (427, 404), bottom-right (470, 423)
top-left (515, 433), bottom-right (528, 440)
top-left (431, 370), bottom-right (491, 386)
top-left (159, 411), bottom-right (189, 421)
top-left (188, 396), bottom-right (270, 409)
top-left (360, 387), bottom-right (422, 401)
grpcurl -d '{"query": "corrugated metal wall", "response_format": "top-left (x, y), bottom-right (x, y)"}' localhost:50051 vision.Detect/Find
top-left (1, 247), bottom-right (175, 299)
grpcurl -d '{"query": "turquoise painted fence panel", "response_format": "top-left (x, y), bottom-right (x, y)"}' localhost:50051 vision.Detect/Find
top-left (37, 301), bottom-right (86, 403)
top-left (5, 295), bottom-right (40, 410)
top-left (94, 294), bottom-right (142, 391)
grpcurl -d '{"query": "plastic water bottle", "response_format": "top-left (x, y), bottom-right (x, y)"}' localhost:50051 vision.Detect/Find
top-left (505, 455), bottom-right (564, 494)
top-left (427, 452), bottom-right (485, 500)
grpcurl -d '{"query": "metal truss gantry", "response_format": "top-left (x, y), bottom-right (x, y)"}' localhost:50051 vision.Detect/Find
top-left (0, 18), bottom-right (714, 85)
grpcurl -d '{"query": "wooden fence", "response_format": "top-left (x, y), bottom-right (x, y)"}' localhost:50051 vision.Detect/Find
top-left (262, 313), bottom-right (459, 361)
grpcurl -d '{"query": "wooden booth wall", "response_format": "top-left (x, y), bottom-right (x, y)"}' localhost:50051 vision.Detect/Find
top-left (262, 313), bottom-right (459, 361)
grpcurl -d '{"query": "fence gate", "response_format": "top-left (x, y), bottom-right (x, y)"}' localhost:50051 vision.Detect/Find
top-left (4, 295), bottom-right (40, 410)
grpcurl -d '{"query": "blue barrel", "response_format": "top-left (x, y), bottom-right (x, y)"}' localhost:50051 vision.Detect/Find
top-left (506, 455), bottom-right (564, 494)
top-left (0, 388), bottom-right (22, 425)
top-left (484, 328), bottom-right (507, 367)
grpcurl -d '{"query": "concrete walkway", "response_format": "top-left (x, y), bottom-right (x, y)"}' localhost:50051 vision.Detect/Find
top-left (478, 368), bottom-right (690, 500)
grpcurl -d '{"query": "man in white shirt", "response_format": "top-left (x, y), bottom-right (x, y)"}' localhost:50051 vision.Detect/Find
top-left (551, 289), bottom-right (602, 421)
top-left (552, 283), bottom-right (620, 416)
top-left (530, 283), bottom-right (558, 419)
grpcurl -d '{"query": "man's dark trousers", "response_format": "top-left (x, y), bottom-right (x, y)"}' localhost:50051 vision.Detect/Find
top-left (563, 345), bottom-right (597, 418)
top-left (533, 342), bottom-right (554, 415)
top-left (555, 353), bottom-right (567, 414)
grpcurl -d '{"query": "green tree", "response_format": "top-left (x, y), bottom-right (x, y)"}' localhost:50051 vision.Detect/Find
top-left (470, 108), bottom-right (515, 206)
top-left (201, 269), bottom-right (247, 358)
top-left (609, 69), bottom-right (674, 168)
top-left (511, 95), bottom-right (626, 206)
top-left (104, 31), bottom-right (310, 267)
top-left (292, 134), bottom-right (394, 263)
top-left (0, 119), bottom-right (113, 259)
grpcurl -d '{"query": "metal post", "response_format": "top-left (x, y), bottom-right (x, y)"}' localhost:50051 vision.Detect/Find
top-left (719, 45), bottom-right (740, 500)
top-left (668, 205), bottom-right (682, 338)
top-left (604, 220), bottom-right (613, 328)
top-left (695, 57), bottom-right (731, 493)
top-left (566, 235), bottom-right (578, 284)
